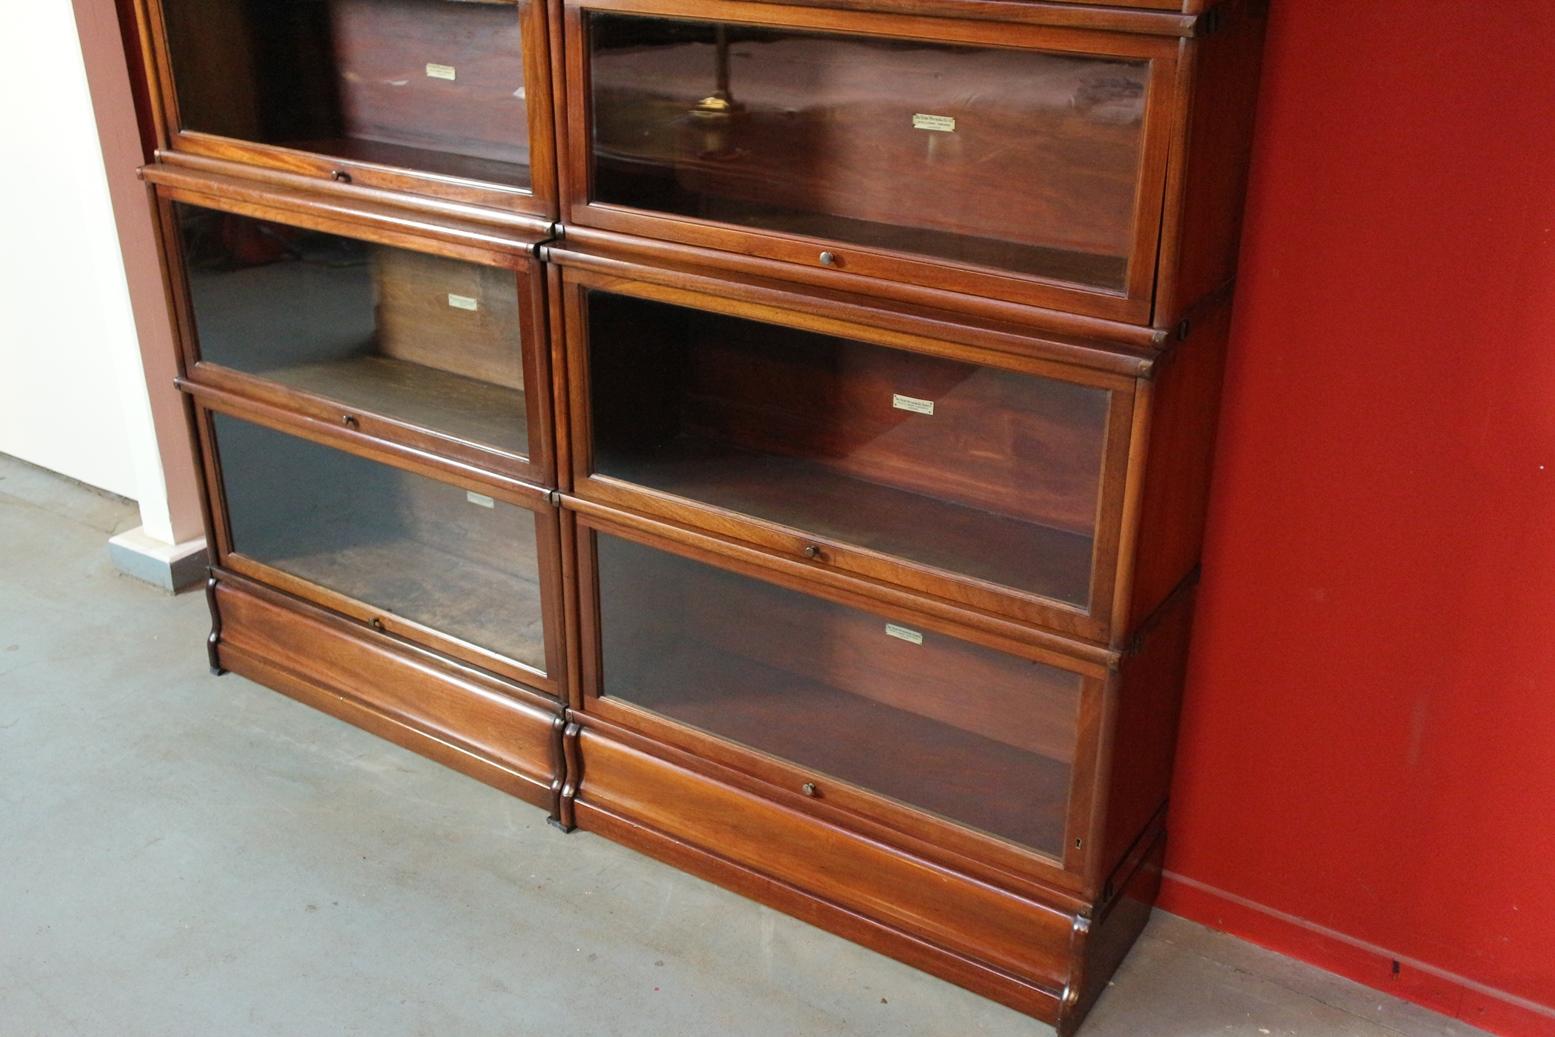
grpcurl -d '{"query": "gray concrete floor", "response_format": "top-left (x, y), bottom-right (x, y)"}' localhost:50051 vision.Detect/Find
top-left (0, 453), bottom-right (1486, 1037)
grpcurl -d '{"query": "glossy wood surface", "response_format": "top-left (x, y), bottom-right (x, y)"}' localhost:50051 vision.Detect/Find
top-left (176, 204), bottom-right (532, 454)
top-left (584, 286), bottom-right (1111, 606)
top-left (587, 15), bottom-right (1148, 291)
top-left (135, 0), bottom-right (560, 216)
top-left (592, 530), bottom-right (1083, 856)
top-left (161, 0), bottom-right (527, 181)
top-left (153, 178), bottom-right (558, 485)
top-left (210, 412), bottom-right (550, 671)
top-left (560, 0), bottom-right (1181, 322)
top-left (573, 721), bottom-right (1079, 995)
top-left (212, 571), bottom-right (563, 807)
top-left (118, 0), bottom-right (1268, 1027)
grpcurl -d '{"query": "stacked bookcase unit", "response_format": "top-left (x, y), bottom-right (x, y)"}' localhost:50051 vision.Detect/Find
top-left (120, 0), bottom-right (1266, 1030)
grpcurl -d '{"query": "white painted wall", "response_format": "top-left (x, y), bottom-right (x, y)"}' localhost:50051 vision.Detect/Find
top-left (0, 4), bottom-right (181, 543)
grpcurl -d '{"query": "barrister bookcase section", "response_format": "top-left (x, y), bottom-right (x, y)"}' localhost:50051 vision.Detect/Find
top-left (177, 205), bottom-right (534, 459)
top-left (125, 0), bottom-right (1266, 1032)
top-left (150, 0), bottom-right (553, 212)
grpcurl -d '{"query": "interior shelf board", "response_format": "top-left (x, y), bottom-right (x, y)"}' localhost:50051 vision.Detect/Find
top-left (259, 353), bottom-right (529, 457)
top-left (601, 435), bottom-right (1095, 609)
top-left (266, 536), bottom-right (547, 672)
top-left (614, 644), bottom-right (1071, 856)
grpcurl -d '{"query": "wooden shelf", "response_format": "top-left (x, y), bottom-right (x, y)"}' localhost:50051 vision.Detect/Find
top-left (596, 159), bottom-right (1129, 289)
top-left (262, 535), bottom-right (547, 671)
top-left (601, 434), bottom-right (1095, 608)
top-left (258, 353), bottom-right (528, 456)
top-left (614, 641), bottom-right (1071, 854)
top-left (298, 136), bottom-right (531, 190)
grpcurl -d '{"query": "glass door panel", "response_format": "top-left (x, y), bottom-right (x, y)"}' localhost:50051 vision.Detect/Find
top-left (161, 0), bottom-right (533, 189)
top-left (586, 289), bottom-right (1111, 611)
top-left (212, 413), bottom-right (547, 671)
top-left (178, 204), bottom-right (530, 460)
top-left (594, 532), bottom-right (1083, 857)
top-left (586, 14), bottom-right (1151, 291)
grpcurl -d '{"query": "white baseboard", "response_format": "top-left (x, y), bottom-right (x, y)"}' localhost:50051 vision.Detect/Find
top-left (108, 526), bottom-right (208, 592)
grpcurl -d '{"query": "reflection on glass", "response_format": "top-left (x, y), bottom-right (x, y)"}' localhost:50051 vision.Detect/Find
top-left (588, 290), bottom-right (1109, 609)
top-left (588, 15), bottom-right (1149, 289)
top-left (596, 533), bottom-right (1081, 855)
top-left (179, 204), bottom-right (528, 457)
top-left (163, 0), bottom-right (531, 188)
top-left (214, 414), bottom-right (546, 670)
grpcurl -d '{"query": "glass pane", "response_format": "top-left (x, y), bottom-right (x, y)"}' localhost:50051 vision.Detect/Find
top-left (596, 534), bottom-right (1081, 856)
top-left (587, 290), bottom-right (1108, 609)
top-left (162, 0), bottom-right (532, 189)
top-left (588, 15), bottom-right (1148, 290)
top-left (179, 204), bottom-right (529, 458)
top-left (213, 414), bottom-right (546, 670)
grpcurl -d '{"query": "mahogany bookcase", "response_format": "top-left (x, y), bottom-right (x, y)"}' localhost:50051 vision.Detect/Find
top-left (117, 0), bottom-right (1265, 1029)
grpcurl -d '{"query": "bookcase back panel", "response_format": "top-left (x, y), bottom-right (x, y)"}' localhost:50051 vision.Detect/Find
top-left (211, 413), bottom-right (547, 670)
top-left (160, 0), bottom-right (532, 188)
top-left (592, 531), bottom-right (1083, 858)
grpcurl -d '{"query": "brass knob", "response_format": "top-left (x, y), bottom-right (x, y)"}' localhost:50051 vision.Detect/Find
top-left (818, 251), bottom-right (838, 267)
top-left (331, 169), bottom-right (352, 183)
top-left (342, 414), bottom-right (360, 429)
top-left (803, 544), bottom-right (822, 560)
top-left (801, 782), bottom-right (818, 797)
top-left (370, 617), bottom-right (386, 632)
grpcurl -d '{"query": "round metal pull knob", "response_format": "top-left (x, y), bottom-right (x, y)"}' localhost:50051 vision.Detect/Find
top-left (802, 544), bottom-right (822, 560)
top-left (331, 169), bottom-right (353, 183)
top-left (341, 414), bottom-right (360, 429)
top-left (801, 782), bottom-right (818, 797)
top-left (818, 251), bottom-right (838, 267)
top-left (370, 617), bottom-right (386, 632)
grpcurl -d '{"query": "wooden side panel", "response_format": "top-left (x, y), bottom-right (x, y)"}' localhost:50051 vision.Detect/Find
top-left (1061, 828), bottom-right (1166, 1035)
top-left (214, 574), bottom-right (562, 808)
top-left (574, 724), bottom-right (1079, 1021)
top-left (1100, 587), bottom-right (1196, 881)
top-left (1124, 297), bottom-right (1229, 632)
top-left (1154, 0), bottom-right (1268, 325)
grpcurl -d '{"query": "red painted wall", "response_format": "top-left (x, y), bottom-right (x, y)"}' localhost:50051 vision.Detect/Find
top-left (1163, 2), bottom-right (1555, 1033)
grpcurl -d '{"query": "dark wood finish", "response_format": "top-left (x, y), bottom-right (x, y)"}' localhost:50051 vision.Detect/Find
top-left (117, 0), bottom-right (1267, 1027)
top-left (212, 570), bottom-right (564, 807)
top-left (128, 0), bottom-right (562, 219)
top-left (572, 721), bottom-right (1078, 1016)
top-left (559, 0), bottom-right (1181, 322)
top-left (557, 257), bottom-right (1144, 643)
top-left (156, 183), bottom-right (556, 485)
top-left (1153, 0), bottom-right (1270, 328)
top-left (569, 505), bottom-right (1119, 887)
top-left (189, 394), bottom-right (566, 692)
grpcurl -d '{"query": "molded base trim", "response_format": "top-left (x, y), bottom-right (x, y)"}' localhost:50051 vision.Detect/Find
top-left (1159, 873), bottom-right (1555, 1037)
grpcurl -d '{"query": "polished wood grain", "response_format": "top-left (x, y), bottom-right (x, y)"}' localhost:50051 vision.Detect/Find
top-left (591, 530), bottom-right (1083, 853)
top-left (212, 571), bottom-right (564, 808)
top-left (587, 17), bottom-right (1146, 287)
top-left (209, 411), bottom-right (550, 671)
top-left (117, 0), bottom-right (1270, 1028)
top-left (185, 389), bottom-right (566, 689)
top-left (1153, 0), bottom-right (1269, 328)
top-left (153, 177), bottom-right (557, 486)
top-left (559, 0), bottom-right (1182, 322)
top-left (136, 0), bottom-right (562, 217)
top-left (572, 720), bottom-right (1080, 993)
top-left (556, 257), bottom-right (1142, 642)
top-left (568, 506), bottom-right (1120, 888)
